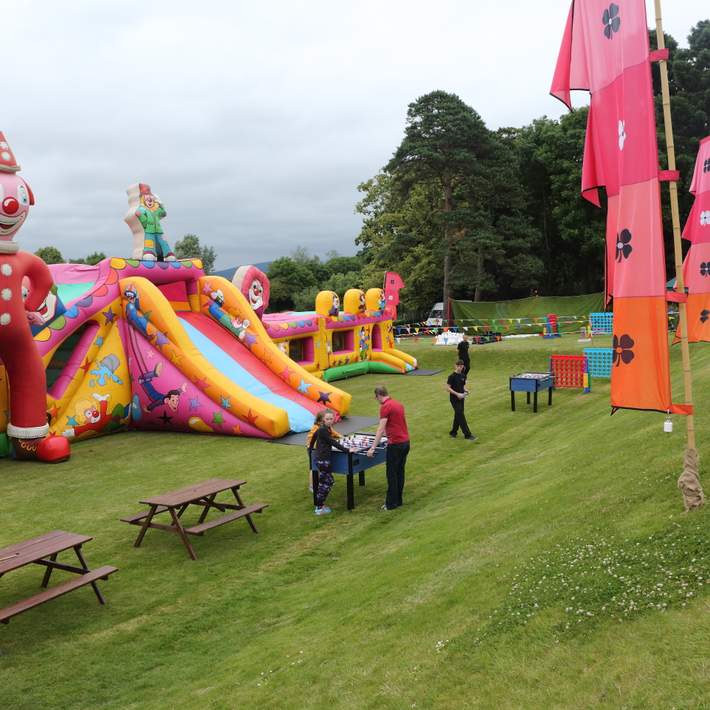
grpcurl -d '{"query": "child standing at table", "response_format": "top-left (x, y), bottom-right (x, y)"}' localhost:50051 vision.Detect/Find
top-left (308, 409), bottom-right (348, 515)
top-left (306, 416), bottom-right (343, 492)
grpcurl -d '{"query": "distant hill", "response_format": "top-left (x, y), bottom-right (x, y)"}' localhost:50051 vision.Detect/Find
top-left (212, 261), bottom-right (272, 281)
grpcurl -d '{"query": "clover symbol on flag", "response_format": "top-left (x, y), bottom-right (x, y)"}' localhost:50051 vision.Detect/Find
top-left (701, 310), bottom-right (710, 324)
top-left (618, 120), bottom-right (626, 150)
top-left (615, 229), bottom-right (632, 261)
top-left (603, 4), bottom-right (621, 39)
top-left (612, 334), bottom-right (635, 366)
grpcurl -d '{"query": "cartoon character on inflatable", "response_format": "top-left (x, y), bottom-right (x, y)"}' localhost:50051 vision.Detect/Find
top-left (124, 182), bottom-right (175, 261)
top-left (0, 133), bottom-right (70, 462)
top-left (316, 290), bottom-right (340, 319)
top-left (232, 265), bottom-right (269, 319)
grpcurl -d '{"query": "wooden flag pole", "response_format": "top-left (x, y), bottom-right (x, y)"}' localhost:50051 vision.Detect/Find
top-left (654, 0), bottom-right (705, 509)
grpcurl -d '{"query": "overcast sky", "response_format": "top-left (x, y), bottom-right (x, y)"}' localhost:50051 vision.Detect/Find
top-left (3, 0), bottom-right (707, 269)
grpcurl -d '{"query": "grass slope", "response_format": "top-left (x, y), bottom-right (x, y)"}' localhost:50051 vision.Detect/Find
top-left (1, 335), bottom-right (709, 709)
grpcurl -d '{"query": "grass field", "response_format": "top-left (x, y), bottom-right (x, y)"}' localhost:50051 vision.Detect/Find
top-left (1, 334), bottom-right (709, 709)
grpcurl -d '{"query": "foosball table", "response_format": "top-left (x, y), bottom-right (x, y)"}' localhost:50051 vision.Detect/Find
top-left (308, 433), bottom-right (387, 510)
top-left (509, 372), bottom-right (554, 413)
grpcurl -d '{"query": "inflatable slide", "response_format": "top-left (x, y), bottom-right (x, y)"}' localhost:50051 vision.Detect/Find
top-left (20, 258), bottom-right (350, 447)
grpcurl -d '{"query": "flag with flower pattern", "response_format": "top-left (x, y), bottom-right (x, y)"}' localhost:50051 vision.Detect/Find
top-left (678, 136), bottom-right (710, 342)
top-left (551, 0), bottom-right (688, 414)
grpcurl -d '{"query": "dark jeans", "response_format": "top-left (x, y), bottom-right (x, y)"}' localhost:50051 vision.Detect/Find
top-left (385, 441), bottom-right (410, 509)
top-left (450, 398), bottom-right (472, 438)
top-left (462, 359), bottom-right (470, 377)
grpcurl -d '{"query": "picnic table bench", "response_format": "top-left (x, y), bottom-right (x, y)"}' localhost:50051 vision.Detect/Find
top-left (0, 530), bottom-right (117, 625)
top-left (121, 478), bottom-right (268, 560)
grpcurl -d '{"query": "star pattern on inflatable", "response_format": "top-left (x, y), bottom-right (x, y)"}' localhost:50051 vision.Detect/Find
top-left (154, 332), bottom-right (170, 347)
top-left (212, 411), bottom-right (224, 425)
top-left (245, 409), bottom-right (258, 426)
top-left (220, 396), bottom-right (231, 410)
top-left (102, 309), bottom-right (116, 324)
top-left (297, 379), bottom-right (311, 394)
top-left (317, 391), bottom-right (331, 404)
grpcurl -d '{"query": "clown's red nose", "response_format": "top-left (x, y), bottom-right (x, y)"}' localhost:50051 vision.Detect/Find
top-left (2, 197), bottom-right (19, 215)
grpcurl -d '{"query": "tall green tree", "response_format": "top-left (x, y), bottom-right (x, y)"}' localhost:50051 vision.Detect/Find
top-left (35, 246), bottom-right (64, 264)
top-left (387, 91), bottom-right (493, 309)
top-left (174, 234), bottom-right (217, 273)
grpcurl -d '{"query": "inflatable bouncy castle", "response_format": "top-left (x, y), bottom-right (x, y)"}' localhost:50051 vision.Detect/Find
top-left (0, 166), bottom-right (414, 456)
top-left (252, 273), bottom-right (417, 381)
top-left (0, 176), bottom-right (352, 456)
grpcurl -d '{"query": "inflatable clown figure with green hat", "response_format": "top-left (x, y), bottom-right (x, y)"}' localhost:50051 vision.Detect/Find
top-left (0, 132), bottom-right (70, 462)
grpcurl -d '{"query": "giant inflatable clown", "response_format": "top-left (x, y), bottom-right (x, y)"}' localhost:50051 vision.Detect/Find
top-left (0, 133), bottom-right (70, 462)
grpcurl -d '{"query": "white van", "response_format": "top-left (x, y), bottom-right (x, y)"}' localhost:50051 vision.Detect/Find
top-left (425, 302), bottom-right (444, 326)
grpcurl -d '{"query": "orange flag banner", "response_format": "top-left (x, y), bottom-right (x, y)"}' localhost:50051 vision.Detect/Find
top-left (677, 136), bottom-right (710, 343)
top-left (552, 0), bottom-right (686, 414)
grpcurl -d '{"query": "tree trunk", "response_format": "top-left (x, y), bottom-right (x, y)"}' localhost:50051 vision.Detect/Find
top-left (542, 191), bottom-right (552, 294)
top-left (474, 249), bottom-right (483, 302)
top-left (442, 182), bottom-right (453, 321)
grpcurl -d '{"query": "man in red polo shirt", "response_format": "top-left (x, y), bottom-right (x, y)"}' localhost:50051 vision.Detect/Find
top-left (367, 385), bottom-right (410, 510)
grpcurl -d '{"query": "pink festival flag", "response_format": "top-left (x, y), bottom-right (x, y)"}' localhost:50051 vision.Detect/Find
top-left (551, 0), bottom-right (687, 414)
top-left (677, 136), bottom-right (710, 342)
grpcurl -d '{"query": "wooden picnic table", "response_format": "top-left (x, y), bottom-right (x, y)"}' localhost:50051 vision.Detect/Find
top-left (121, 478), bottom-right (268, 560)
top-left (0, 530), bottom-right (117, 625)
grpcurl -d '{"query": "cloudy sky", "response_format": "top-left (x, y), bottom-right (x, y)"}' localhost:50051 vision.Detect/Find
top-left (4, 0), bottom-right (707, 269)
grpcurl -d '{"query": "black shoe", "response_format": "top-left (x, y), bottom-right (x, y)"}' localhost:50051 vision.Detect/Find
top-left (449, 432), bottom-right (457, 438)
top-left (464, 435), bottom-right (478, 442)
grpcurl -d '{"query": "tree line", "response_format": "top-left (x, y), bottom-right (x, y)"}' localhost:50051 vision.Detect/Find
top-left (264, 22), bottom-right (708, 317)
top-left (34, 22), bottom-right (709, 319)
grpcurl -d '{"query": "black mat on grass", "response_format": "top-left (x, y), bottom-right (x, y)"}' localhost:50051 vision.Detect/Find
top-left (268, 415), bottom-right (380, 446)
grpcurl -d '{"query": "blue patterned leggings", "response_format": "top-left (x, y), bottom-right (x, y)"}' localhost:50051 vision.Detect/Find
top-left (315, 460), bottom-right (334, 507)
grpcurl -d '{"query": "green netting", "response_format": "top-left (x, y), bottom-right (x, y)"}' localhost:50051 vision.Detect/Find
top-left (451, 293), bottom-right (605, 335)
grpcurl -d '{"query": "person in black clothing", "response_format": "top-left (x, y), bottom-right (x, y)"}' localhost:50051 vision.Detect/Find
top-left (308, 409), bottom-right (348, 515)
top-left (446, 360), bottom-right (476, 441)
top-left (457, 336), bottom-right (470, 377)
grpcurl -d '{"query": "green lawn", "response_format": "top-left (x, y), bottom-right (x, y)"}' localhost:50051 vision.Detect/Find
top-left (1, 334), bottom-right (709, 709)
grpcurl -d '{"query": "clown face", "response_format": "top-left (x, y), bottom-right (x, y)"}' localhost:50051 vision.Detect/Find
top-left (249, 279), bottom-right (264, 312)
top-left (141, 191), bottom-right (160, 211)
top-left (22, 277), bottom-right (59, 324)
top-left (0, 172), bottom-right (33, 241)
top-left (84, 404), bottom-right (101, 424)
